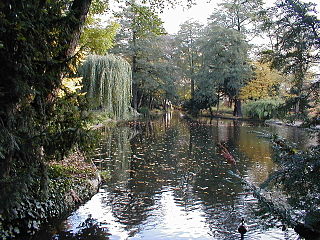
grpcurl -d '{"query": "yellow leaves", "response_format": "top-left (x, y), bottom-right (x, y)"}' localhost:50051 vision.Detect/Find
top-left (63, 77), bottom-right (83, 92)
top-left (68, 46), bottom-right (86, 74)
top-left (58, 77), bottom-right (83, 97)
top-left (240, 62), bottom-right (285, 101)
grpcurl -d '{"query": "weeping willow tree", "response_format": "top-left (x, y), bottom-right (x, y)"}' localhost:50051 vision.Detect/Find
top-left (80, 54), bottom-right (132, 119)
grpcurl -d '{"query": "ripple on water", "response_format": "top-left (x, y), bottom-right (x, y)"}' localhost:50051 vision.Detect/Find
top-left (45, 114), bottom-right (316, 240)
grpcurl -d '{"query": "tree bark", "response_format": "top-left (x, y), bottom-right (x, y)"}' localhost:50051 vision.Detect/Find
top-left (132, 20), bottom-right (138, 109)
top-left (233, 98), bottom-right (243, 117)
top-left (138, 92), bottom-right (143, 109)
top-left (64, 0), bottom-right (92, 59)
top-left (132, 55), bottom-right (138, 109)
top-left (209, 107), bottom-right (213, 117)
top-left (217, 93), bottom-right (220, 113)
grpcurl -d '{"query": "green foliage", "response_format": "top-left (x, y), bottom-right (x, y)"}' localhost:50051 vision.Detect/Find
top-left (89, 111), bottom-right (116, 126)
top-left (48, 165), bottom-right (74, 179)
top-left (192, 25), bottom-right (252, 116)
top-left (262, 136), bottom-right (320, 218)
top-left (133, 35), bottom-right (179, 108)
top-left (185, 78), bottom-right (218, 115)
top-left (48, 164), bottom-right (96, 180)
top-left (243, 98), bottom-right (284, 120)
top-left (116, 3), bottom-right (166, 39)
top-left (0, 0), bottom-right (99, 237)
top-left (80, 54), bottom-right (132, 120)
top-left (174, 20), bottom-right (204, 100)
top-left (80, 21), bottom-right (119, 55)
top-left (202, 26), bottom-right (252, 96)
top-left (99, 170), bottom-right (112, 183)
top-left (260, 0), bottom-right (320, 116)
top-left (270, 0), bottom-right (319, 73)
top-left (114, 2), bottom-right (166, 42)
top-left (0, 0), bottom-right (96, 169)
top-left (209, 0), bottom-right (265, 36)
top-left (44, 91), bottom-right (96, 160)
top-left (0, 161), bottom-right (97, 239)
top-left (79, 0), bottom-right (118, 55)
top-left (138, 106), bottom-right (149, 115)
top-left (112, 2), bottom-right (176, 110)
top-left (90, 0), bottom-right (109, 15)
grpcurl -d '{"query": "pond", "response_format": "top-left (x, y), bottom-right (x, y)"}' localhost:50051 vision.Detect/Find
top-left (39, 112), bottom-right (318, 240)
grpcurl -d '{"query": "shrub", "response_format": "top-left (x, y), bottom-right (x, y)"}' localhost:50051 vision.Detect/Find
top-left (243, 98), bottom-right (284, 120)
top-left (138, 107), bottom-right (150, 116)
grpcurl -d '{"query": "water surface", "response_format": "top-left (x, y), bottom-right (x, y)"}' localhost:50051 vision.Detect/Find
top-left (47, 112), bottom-right (318, 240)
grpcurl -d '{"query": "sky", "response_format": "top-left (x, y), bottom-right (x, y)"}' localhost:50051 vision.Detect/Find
top-left (159, 0), bottom-right (221, 34)
top-left (159, 0), bottom-right (320, 34)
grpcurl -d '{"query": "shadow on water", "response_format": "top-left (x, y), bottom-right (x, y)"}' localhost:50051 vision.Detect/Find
top-left (39, 111), bottom-right (319, 240)
top-left (52, 217), bottom-right (111, 240)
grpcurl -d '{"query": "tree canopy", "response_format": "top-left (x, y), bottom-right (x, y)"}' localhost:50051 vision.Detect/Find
top-left (80, 54), bottom-right (132, 119)
top-left (261, 0), bottom-right (320, 114)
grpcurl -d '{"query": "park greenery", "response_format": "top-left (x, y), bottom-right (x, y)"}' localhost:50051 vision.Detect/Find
top-left (0, 0), bottom-right (319, 238)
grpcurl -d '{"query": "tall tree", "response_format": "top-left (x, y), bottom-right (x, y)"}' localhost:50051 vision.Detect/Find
top-left (209, 0), bottom-right (265, 37)
top-left (80, 55), bottom-right (132, 119)
top-left (263, 0), bottom-right (320, 113)
top-left (133, 34), bottom-right (179, 109)
top-left (207, 0), bottom-right (264, 116)
top-left (0, 1), bottom-right (95, 237)
top-left (0, 0), bottom-right (93, 177)
top-left (174, 20), bottom-right (204, 101)
top-left (112, 2), bottom-right (166, 110)
top-left (198, 25), bottom-right (252, 116)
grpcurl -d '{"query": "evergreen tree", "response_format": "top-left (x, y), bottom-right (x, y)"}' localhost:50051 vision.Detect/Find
top-left (262, 0), bottom-right (320, 114)
top-left (207, 0), bottom-right (264, 116)
top-left (112, 2), bottom-right (169, 110)
top-left (198, 25), bottom-right (252, 116)
top-left (174, 20), bottom-right (204, 102)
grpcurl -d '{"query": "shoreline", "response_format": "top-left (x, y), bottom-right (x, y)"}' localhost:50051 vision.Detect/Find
top-left (0, 152), bottom-right (101, 240)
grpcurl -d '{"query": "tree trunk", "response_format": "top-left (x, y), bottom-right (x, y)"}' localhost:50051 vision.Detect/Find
top-left (217, 93), bottom-right (220, 113)
top-left (233, 98), bottom-right (243, 117)
top-left (148, 96), bottom-right (153, 109)
top-left (138, 92), bottom-right (143, 109)
top-left (295, 98), bottom-right (300, 114)
top-left (132, 23), bottom-right (138, 109)
top-left (228, 98), bottom-right (233, 108)
top-left (209, 107), bottom-right (213, 117)
top-left (132, 82), bottom-right (138, 110)
top-left (64, 0), bottom-right (92, 59)
top-left (191, 76), bottom-right (195, 101)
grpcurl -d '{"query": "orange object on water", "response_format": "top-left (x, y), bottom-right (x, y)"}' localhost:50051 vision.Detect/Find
top-left (218, 143), bottom-right (237, 165)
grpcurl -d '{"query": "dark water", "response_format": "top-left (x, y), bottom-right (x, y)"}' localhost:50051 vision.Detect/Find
top-left (45, 112), bottom-right (318, 240)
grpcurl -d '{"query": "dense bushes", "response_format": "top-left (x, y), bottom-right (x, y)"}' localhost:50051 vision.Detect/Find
top-left (0, 154), bottom-right (99, 239)
top-left (243, 99), bottom-right (284, 120)
top-left (261, 136), bottom-right (320, 233)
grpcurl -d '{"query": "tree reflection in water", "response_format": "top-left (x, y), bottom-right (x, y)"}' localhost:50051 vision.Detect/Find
top-left (52, 217), bottom-right (110, 240)
top-left (47, 112), bottom-right (318, 240)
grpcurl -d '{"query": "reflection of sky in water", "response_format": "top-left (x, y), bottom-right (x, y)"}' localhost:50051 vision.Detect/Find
top-left (133, 190), bottom-right (211, 239)
top-left (64, 187), bottom-right (297, 240)
top-left (53, 113), bottom-right (318, 240)
top-left (66, 189), bottom-right (129, 240)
